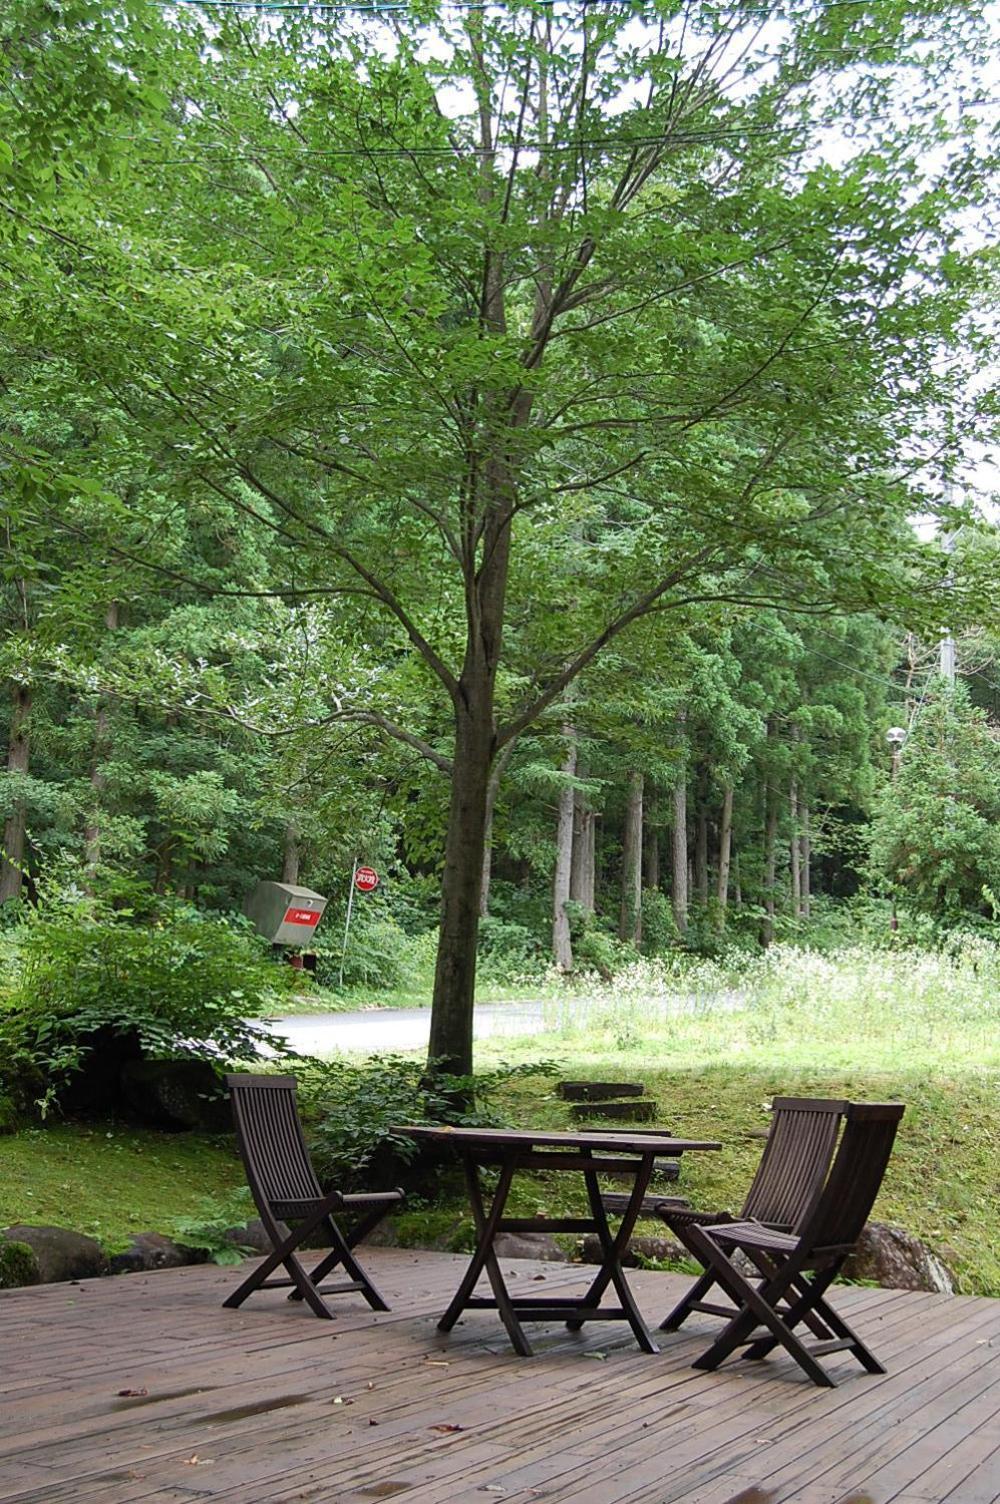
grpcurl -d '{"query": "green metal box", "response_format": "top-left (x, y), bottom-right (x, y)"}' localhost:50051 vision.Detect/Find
top-left (244, 880), bottom-right (328, 946)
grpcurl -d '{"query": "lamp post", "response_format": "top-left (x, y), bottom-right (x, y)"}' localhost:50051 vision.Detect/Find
top-left (886, 727), bottom-right (907, 932)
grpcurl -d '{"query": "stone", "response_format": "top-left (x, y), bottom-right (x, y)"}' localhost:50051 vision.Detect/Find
top-left (569, 1099), bottom-right (658, 1121)
top-left (578, 1233), bottom-right (686, 1267)
top-left (557, 1082), bottom-right (646, 1102)
top-left (109, 1232), bottom-right (190, 1275)
top-left (842, 1221), bottom-right (954, 1294)
top-left (119, 1059), bottom-right (230, 1131)
top-left (363, 1217), bottom-right (401, 1249)
top-left (492, 1232), bottom-right (569, 1262)
top-left (0, 1239), bottom-right (40, 1288)
top-left (3, 1225), bottom-right (107, 1284)
top-left (224, 1219), bottom-right (273, 1255)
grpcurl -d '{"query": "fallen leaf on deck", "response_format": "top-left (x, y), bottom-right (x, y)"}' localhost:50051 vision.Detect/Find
top-left (368, 1418), bottom-right (379, 1426)
top-left (583, 1351), bottom-right (607, 1361)
top-left (117, 1388), bottom-right (148, 1397)
top-left (430, 1423), bottom-right (464, 1433)
top-left (332, 1396), bottom-right (354, 1406)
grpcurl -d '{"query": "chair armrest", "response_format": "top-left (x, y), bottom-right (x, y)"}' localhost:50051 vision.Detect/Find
top-left (339, 1190), bottom-right (404, 1206)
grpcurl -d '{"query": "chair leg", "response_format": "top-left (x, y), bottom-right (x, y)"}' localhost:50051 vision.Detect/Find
top-left (743, 1268), bottom-right (885, 1376)
top-left (685, 1228), bottom-right (836, 1389)
top-left (659, 1268), bottom-right (719, 1332)
top-left (288, 1210), bottom-right (391, 1312)
top-left (223, 1235), bottom-right (335, 1320)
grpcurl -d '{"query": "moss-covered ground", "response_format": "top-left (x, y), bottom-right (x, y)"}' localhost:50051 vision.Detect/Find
top-left (0, 1124), bottom-right (245, 1252)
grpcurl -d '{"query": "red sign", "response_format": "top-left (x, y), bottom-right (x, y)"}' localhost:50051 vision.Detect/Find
top-left (283, 907), bottom-right (321, 927)
top-left (354, 866), bottom-right (379, 893)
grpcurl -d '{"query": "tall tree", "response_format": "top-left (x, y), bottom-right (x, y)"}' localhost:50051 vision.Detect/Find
top-left (5, 1), bottom-right (996, 1072)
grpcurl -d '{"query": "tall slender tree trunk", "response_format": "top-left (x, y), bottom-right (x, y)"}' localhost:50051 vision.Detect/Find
top-left (643, 804), bottom-right (659, 890)
top-left (801, 803), bottom-right (811, 919)
top-left (733, 851), bottom-right (742, 908)
top-left (694, 795), bottom-right (709, 904)
top-left (671, 770), bottom-right (688, 935)
top-left (716, 783), bottom-right (733, 917)
top-left (570, 799), bottom-right (594, 911)
top-left (619, 769), bottom-right (643, 943)
top-left (789, 775), bottom-right (801, 917)
top-left (552, 726), bottom-right (577, 969)
top-left (0, 681), bottom-right (31, 905)
top-left (83, 603), bottom-right (119, 878)
top-left (570, 782), bottom-right (595, 914)
top-left (761, 787), bottom-right (779, 948)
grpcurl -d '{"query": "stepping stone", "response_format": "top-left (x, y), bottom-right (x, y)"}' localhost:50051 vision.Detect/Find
top-left (557, 1081), bottom-right (645, 1102)
top-left (569, 1099), bottom-right (658, 1122)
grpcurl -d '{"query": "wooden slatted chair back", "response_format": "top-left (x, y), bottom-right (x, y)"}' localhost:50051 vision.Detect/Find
top-left (741, 1096), bottom-right (848, 1231)
top-left (228, 1074), bottom-right (324, 1217)
top-left (797, 1101), bottom-right (905, 1253)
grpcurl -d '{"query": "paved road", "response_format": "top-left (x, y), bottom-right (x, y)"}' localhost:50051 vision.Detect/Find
top-left (254, 1000), bottom-right (548, 1057)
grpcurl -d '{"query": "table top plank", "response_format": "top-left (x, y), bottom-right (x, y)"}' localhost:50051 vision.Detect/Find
top-left (390, 1124), bottom-right (721, 1154)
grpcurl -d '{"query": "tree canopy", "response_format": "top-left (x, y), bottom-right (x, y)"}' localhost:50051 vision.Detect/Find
top-left (1, 0), bottom-right (998, 1070)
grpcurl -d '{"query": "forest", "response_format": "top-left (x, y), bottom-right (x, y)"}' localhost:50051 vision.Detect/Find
top-left (1, 0), bottom-right (999, 1099)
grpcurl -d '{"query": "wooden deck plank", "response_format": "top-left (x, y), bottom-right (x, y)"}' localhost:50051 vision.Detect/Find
top-left (1, 1251), bottom-right (998, 1504)
top-left (472, 1294), bottom-right (993, 1504)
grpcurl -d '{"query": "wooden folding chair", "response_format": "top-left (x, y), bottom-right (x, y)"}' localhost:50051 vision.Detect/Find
top-left (686, 1101), bottom-right (905, 1387)
top-left (654, 1096), bottom-right (849, 1335)
top-left (223, 1074), bottom-right (403, 1320)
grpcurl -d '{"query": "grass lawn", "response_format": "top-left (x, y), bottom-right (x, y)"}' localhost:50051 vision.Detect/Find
top-left (0, 1124), bottom-right (246, 1252)
top-left (2, 944), bottom-right (998, 1293)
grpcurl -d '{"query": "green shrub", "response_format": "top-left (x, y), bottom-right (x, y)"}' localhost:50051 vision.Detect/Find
top-left (0, 883), bottom-right (293, 1115)
top-left (476, 916), bottom-right (546, 981)
top-left (298, 1054), bottom-right (560, 1192)
top-left (170, 1189), bottom-right (256, 1265)
top-left (312, 909), bottom-right (424, 992)
top-left (639, 889), bottom-right (679, 956)
top-left (0, 1240), bottom-right (38, 1289)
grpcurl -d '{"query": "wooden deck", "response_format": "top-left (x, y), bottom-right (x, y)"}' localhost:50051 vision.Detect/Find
top-left (2, 1248), bottom-right (999, 1503)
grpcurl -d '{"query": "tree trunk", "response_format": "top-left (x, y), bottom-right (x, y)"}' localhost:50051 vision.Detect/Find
top-left (694, 799), bottom-right (709, 904)
top-left (282, 821), bottom-right (300, 885)
top-left (479, 738), bottom-right (515, 918)
top-left (552, 726), bottom-right (576, 969)
top-left (0, 682), bottom-right (31, 905)
top-left (619, 770), bottom-right (643, 943)
top-left (570, 764), bottom-right (595, 913)
top-left (733, 851), bottom-right (742, 908)
top-left (643, 806), bottom-right (659, 890)
top-left (428, 690), bottom-right (496, 1078)
top-left (716, 783), bottom-right (733, 916)
top-left (761, 787), bottom-right (779, 948)
top-left (789, 775), bottom-right (801, 917)
top-left (801, 803), bottom-right (811, 919)
top-left (569, 798), bottom-right (592, 910)
top-left (671, 771), bottom-right (688, 935)
top-left (83, 602), bottom-right (119, 878)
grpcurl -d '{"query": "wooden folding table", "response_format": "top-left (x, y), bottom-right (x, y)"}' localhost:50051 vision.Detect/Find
top-left (395, 1124), bottom-right (720, 1356)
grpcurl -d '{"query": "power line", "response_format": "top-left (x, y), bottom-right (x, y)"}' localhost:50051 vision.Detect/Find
top-left (148, 0), bottom-right (979, 13)
top-left (121, 100), bottom-right (1000, 163)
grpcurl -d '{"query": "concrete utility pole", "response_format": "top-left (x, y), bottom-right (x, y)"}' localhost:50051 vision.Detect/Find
top-left (939, 480), bottom-right (958, 682)
top-left (886, 726), bottom-right (907, 934)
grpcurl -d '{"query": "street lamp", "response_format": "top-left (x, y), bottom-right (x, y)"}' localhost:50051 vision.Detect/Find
top-left (886, 726), bottom-right (907, 780)
top-left (885, 727), bottom-right (907, 932)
